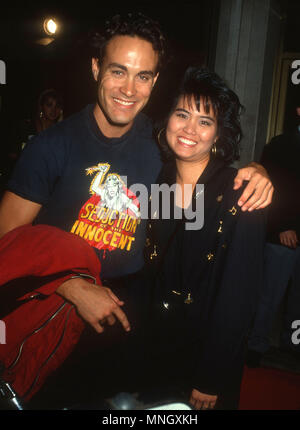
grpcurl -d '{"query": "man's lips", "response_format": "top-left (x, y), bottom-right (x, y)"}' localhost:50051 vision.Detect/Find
top-left (113, 97), bottom-right (136, 107)
top-left (177, 136), bottom-right (197, 146)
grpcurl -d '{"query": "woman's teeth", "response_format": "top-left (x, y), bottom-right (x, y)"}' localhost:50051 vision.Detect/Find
top-left (178, 137), bottom-right (197, 146)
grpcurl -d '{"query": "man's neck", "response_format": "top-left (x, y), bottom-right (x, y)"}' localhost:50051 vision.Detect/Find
top-left (93, 104), bottom-right (133, 138)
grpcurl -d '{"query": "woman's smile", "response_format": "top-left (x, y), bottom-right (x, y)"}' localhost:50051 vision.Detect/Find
top-left (166, 95), bottom-right (218, 162)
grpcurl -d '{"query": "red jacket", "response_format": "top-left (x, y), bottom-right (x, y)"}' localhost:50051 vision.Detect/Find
top-left (0, 224), bottom-right (101, 401)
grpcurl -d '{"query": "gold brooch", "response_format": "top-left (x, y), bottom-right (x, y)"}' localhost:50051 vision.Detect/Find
top-left (207, 253), bottom-right (214, 261)
top-left (229, 206), bottom-right (237, 216)
top-left (218, 220), bottom-right (223, 233)
top-left (184, 293), bottom-right (194, 304)
top-left (150, 245), bottom-right (158, 260)
top-left (172, 290), bottom-right (181, 296)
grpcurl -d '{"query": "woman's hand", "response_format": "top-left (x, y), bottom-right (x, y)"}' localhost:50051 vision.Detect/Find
top-left (233, 162), bottom-right (274, 211)
top-left (279, 230), bottom-right (298, 249)
top-left (189, 388), bottom-right (218, 410)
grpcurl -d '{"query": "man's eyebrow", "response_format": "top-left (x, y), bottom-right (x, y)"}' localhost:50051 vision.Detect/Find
top-left (108, 63), bottom-right (155, 76)
top-left (175, 108), bottom-right (215, 121)
top-left (108, 63), bottom-right (128, 71)
top-left (138, 70), bottom-right (155, 77)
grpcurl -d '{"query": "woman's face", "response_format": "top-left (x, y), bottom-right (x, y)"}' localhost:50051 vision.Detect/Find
top-left (166, 95), bottom-right (218, 163)
top-left (42, 97), bottom-right (61, 122)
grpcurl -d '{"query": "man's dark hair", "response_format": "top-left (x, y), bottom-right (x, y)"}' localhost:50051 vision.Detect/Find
top-left (90, 12), bottom-right (167, 73)
top-left (157, 67), bottom-right (244, 164)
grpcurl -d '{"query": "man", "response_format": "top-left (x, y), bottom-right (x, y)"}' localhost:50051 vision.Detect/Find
top-left (247, 102), bottom-right (300, 367)
top-left (0, 13), bottom-right (272, 331)
top-left (0, 13), bottom-right (273, 408)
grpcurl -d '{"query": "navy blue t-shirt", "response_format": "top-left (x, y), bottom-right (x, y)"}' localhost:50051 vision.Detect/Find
top-left (7, 104), bottom-right (162, 279)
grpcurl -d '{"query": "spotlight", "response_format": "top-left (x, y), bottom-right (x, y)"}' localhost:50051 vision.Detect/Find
top-left (43, 18), bottom-right (58, 36)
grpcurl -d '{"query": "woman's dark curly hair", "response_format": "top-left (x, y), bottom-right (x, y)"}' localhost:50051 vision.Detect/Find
top-left (89, 12), bottom-right (167, 74)
top-left (157, 67), bottom-right (244, 164)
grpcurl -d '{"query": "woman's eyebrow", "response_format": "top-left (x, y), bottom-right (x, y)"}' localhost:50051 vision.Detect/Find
top-left (175, 108), bottom-right (215, 121)
top-left (175, 108), bottom-right (190, 114)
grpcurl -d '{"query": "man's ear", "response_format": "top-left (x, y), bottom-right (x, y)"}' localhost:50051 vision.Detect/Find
top-left (91, 58), bottom-right (100, 81)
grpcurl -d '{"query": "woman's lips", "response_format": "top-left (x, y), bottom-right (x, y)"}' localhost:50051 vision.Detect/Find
top-left (177, 136), bottom-right (197, 146)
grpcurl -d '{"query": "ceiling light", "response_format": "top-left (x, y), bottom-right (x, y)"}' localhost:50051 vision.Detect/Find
top-left (43, 18), bottom-right (58, 36)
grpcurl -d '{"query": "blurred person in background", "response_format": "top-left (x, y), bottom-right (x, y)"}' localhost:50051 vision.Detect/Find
top-left (23, 88), bottom-right (64, 146)
top-left (247, 100), bottom-right (300, 367)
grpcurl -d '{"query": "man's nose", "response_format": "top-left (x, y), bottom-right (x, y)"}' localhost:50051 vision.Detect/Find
top-left (120, 77), bottom-right (136, 98)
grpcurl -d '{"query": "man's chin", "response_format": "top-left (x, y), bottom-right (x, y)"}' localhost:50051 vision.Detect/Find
top-left (107, 106), bottom-right (140, 126)
top-left (96, 102), bottom-right (139, 129)
top-left (110, 117), bottom-right (133, 127)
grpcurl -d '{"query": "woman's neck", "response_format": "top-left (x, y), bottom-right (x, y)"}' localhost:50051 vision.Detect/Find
top-left (36, 117), bottom-right (55, 132)
top-left (175, 155), bottom-right (210, 186)
top-left (175, 155), bottom-right (210, 209)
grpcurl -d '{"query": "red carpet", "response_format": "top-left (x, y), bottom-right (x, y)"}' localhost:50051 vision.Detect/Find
top-left (239, 366), bottom-right (300, 410)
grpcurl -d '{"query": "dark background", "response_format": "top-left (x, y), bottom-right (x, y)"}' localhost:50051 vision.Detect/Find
top-left (282, 0), bottom-right (300, 132)
top-left (0, 1), bottom-right (219, 122)
top-left (0, 0), bottom-right (221, 178)
top-left (0, 0), bottom-right (299, 168)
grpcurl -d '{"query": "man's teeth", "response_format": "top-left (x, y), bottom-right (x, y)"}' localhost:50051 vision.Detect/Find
top-left (113, 98), bottom-right (135, 106)
top-left (178, 137), bottom-right (197, 146)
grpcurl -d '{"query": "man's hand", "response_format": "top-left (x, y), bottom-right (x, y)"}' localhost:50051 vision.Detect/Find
top-left (57, 277), bottom-right (131, 333)
top-left (279, 230), bottom-right (298, 249)
top-left (233, 162), bottom-right (274, 212)
top-left (189, 389), bottom-right (218, 410)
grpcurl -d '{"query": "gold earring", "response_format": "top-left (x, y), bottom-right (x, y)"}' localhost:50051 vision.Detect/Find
top-left (211, 142), bottom-right (217, 155)
top-left (39, 111), bottom-right (43, 118)
top-left (157, 128), bottom-right (165, 145)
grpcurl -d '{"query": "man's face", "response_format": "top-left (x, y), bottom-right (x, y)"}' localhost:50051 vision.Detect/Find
top-left (92, 35), bottom-right (159, 137)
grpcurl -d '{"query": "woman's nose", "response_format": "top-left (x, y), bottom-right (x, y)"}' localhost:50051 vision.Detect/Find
top-left (183, 119), bottom-right (197, 135)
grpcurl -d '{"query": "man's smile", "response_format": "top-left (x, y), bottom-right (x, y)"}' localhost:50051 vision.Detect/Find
top-left (113, 97), bottom-right (136, 107)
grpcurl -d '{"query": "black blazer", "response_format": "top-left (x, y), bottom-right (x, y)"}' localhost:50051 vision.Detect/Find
top-left (144, 157), bottom-right (267, 397)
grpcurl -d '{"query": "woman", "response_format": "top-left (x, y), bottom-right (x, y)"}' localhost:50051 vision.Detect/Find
top-left (34, 89), bottom-right (63, 135)
top-left (8, 90), bottom-right (63, 169)
top-left (141, 67), bottom-right (266, 410)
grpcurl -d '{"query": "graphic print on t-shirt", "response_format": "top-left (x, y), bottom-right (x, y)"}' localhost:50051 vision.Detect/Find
top-left (71, 163), bottom-right (141, 252)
